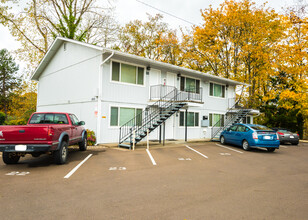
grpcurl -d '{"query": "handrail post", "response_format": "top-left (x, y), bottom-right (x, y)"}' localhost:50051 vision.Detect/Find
top-left (147, 129), bottom-right (149, 150)
top-left (132, 130), bottom-right (135, 151)
top-left (129, 127), bottom-right (132, 148)
top-left (119, 127), bottom-right (121, 146)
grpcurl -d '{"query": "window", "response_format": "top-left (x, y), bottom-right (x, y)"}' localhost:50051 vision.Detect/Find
top-left (210, 83), bottom-right (225, 98)
top-left (179, 111), bottom-right (199, 127)
top-left (110, 107), bottom-right (143, 126)
top-left (229, 125), bottom-right (238, 131)
top-left (69, 114), bottom-right (80, 126)
top-left (237, 125), bottom-right (248, 132)
top-left (29, 113), bottom-right (69, 124)
top-left (243, 116), bottom-right (251, 124)
top-left (112, 61), bottom-right (144, 85)
top-left (180, 76), bottom-right (200, 93)
top-left (209, 113), bottom-right (224, 127)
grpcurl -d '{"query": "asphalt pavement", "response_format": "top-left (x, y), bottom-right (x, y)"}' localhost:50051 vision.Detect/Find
top-left (0, 141), bottom-right (307, 219)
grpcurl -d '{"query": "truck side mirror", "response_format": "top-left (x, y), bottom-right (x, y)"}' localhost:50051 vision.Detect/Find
top-left (78, 121), bottom-right (85, 126)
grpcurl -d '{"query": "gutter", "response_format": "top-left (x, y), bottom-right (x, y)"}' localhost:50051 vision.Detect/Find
top-left (96, 50), bottom-right (114, 144)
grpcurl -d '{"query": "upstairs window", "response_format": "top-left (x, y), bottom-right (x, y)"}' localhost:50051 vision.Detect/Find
top-left (180, 76), bottom-right (200, 93)
top-left (210, 83), bottom-right (225, 98)
top-left (112, 61), bottom-right (144, 85)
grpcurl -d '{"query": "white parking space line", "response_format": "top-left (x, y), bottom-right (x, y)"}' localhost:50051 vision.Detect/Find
top-left (64, 154), bottom-right (93, 179)
top-left (185, 145), bottom-right (208, 159)
top-left (280, 146), bottom-right (288, 148)
top-left (216, 144), bottom-right (244, 154)
top-left (146, 149), bottom-right (157, 166)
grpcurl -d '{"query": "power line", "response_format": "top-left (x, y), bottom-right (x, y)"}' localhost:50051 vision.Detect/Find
top-left (136, 0), bottom-right (197, 26)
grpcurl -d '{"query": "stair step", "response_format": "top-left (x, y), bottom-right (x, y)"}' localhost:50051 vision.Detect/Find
top-left (119, 144), bottom-right (131, 149)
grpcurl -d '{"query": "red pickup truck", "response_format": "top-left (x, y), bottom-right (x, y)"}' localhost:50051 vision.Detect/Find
top-left (0, 112), bottom-right (87, 165)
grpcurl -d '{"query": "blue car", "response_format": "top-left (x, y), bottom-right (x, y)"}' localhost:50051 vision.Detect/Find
top-left (220, 124), bottom-right (280, 152)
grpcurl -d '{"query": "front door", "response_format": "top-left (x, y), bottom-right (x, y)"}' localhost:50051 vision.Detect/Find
top-left (149, 69), bottom-right (161, 100)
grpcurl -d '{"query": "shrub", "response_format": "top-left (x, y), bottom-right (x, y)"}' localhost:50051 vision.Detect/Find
top-left (86, 129), bottom-right (96, 146)
top-left (0, 112), bottom-right (5, 125)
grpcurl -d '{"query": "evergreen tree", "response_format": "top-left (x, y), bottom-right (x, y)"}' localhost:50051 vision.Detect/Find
top-left (0, 49), bottom-right (20, 117)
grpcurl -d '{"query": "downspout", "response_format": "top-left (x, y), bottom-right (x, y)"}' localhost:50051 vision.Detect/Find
top-left (96, 50), bottom-right (114, 144)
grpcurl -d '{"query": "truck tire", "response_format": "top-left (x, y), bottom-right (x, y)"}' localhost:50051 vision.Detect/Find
top-left (54, 141), bottom-right (68, 165)
top-left (3, 152), bottom-right (20, 164)
top-left (78, 137), bottom-right (87, 151)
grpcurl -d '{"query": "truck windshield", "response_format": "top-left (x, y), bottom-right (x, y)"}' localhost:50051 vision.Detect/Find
top-left (29, 114), bottom-right (69, 124)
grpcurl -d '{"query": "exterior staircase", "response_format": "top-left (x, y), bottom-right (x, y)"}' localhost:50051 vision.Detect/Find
top-left (211, 108), bottom-right (251, 142)
top-left (119, 87), bottom-right (202, 149)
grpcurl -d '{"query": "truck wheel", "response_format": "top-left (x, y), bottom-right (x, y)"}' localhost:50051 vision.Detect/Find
top-left (54, 141), bottom-right (68, 165)
top-left (78, 137), bottom-right (87, 151)
top-left (3, 152), bottom-right (20, 164)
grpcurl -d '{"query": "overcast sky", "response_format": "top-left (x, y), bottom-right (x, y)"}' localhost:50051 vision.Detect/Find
top-left (0, 0), bottom-right (298, 54)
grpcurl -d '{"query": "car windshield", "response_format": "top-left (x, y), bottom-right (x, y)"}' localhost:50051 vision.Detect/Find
top-left (250, 125), bottom-right (272, 131)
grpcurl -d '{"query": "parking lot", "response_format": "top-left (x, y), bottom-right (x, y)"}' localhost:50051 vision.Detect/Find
top-left (0, 141), bottom-right (308, 220)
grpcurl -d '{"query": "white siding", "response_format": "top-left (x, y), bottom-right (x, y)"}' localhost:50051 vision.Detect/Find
top-left (37, 42), bottom-right (101, 107)
top-left (36, 41), bottom-right (240, 143)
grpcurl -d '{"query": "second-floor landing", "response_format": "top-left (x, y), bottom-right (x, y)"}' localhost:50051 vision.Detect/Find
top-left (149, 85), bottom-right (203, 104)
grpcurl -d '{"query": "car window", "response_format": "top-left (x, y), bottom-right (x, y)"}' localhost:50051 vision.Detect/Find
top-left (229, 125), bottom-right (238, 131)
top-left (237, 125), bottom-right (247, 132)
top-left (69, 114), bottom-right (80, 126)
top-left (29, 114), bottom-right (68, 124)
top-left (250, 125), bottom-right (272, 131)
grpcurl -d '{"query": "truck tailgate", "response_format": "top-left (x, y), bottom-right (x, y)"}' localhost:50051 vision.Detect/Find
top-left (0, 125), bottom-right (49, 144)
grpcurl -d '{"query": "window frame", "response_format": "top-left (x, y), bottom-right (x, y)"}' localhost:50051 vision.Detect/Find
top-left (209, 113), bottom-right (225, 127)
top-left (179, 111), bottom-right (200, 127)
top-left (209, 82), bottom-right (226, 98)
top-left (110, 60), bottom-right (145, 87)
top-left (110, 106), bottom-right (143, 127)
top-left (180, 76), bottom-right (201, 94)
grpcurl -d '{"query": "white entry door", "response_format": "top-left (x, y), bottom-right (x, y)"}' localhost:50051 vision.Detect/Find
top-left (148, 69), bottom-right (160, 140)
top-left (149, 69), bottom-right (161, 101)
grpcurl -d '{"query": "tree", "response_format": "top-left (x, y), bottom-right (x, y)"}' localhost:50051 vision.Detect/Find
top-left (6, 81), bottom-right (37, 125)
top-left (117, 13), bottom-right (183, 65)
top-left (0, 48), bottom-right (21, 117)
top-left (0, 0), bottom-right (118, 68)
top-left (185, 0), bottom-right (284, 108)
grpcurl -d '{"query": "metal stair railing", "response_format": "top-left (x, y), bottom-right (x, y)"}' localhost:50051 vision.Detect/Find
top-left (119, 88), bottom-right (198, 145)
top-left (210, 84), bottom-right (252, 140)
top-left (211, 109), bottom-right (249, 139)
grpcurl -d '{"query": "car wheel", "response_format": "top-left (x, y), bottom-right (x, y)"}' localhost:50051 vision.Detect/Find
top-left (2, 152), bottom-right (20, 164)
top-left (242, 140), bottom-right (250, 151)
top-left (220, 136), bottom-right (226, 145)
top-left (78, 137), bottom-right (87, 151)
top-left (267, 148), bottom-right (276, 152)
top-left (54, 141), bottom-right (68, 165)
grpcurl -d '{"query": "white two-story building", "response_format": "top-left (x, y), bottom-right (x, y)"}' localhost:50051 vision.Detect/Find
top-left (31, 37), bottom-right (256, 146)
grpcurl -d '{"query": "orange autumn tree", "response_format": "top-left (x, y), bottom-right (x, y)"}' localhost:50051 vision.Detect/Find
top-left (261, 10), bottom-right (308, 137)
top-left (184, 0), bottom-right (284, 108)
top-left (7, 81), bottom-right (37, 125)
top-left (117, 14), bottom-right (183, 65)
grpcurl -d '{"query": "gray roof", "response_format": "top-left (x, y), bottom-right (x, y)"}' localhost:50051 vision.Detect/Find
top-left (31, 37), bottom-right (249, 87)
